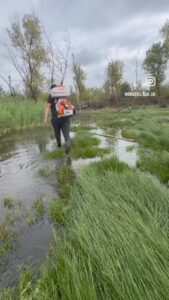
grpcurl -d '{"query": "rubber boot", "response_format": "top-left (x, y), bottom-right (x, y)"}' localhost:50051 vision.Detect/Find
top-left (57, 143), bottom-right (61, 148)
top-left (65, 141), bottom-right (71, 154)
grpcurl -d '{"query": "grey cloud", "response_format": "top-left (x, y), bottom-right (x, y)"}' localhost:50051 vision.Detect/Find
top-left (0, 0), bottom-right (169, 88)
top-left (40, 0), bottom-right (169, 32)
top-left (74, 49), bottom-right (103, 66)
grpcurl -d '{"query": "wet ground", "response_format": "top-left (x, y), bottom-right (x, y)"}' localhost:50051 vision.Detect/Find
top-left (0, 125), bottom-right (138, 289)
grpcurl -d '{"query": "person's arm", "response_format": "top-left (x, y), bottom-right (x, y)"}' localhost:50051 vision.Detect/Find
top-left (44, 103), bottom-right (51, 125)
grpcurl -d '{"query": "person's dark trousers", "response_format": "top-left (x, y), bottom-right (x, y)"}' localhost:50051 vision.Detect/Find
top-left (51, 117), bottom-right (71, 153)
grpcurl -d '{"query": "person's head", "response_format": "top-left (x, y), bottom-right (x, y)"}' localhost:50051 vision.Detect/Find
top-left (50, 82), bottom-right (64, 89)
top-left (50, 84), bottom-right (57, 89)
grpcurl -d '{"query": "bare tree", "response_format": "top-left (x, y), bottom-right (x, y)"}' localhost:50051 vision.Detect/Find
top-left (0, 74), bottom-right (16, 96)
top-left (45, 32), bottom-right (71, 85)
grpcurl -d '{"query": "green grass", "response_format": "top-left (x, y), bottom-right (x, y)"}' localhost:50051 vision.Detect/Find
top-left (137, 149), bottom-right (169, 184)
top-left (0, 224), bottom-right (11, 241)
top-left (4, 212), bottom-right (15, 224)
top-left (72, 130), bottom-right (100, 148)
top-left (2, 107), bottom-right (169, 298)
top-left (92, 107), bottom-right (169, 152)
top-left (26, 215), bottom-right (35, 226)
top-left (33, 196), bottom-right (45, 218)
top-left (38, 167), bottom-right (51, 177)
top-left (71, 130), bottom-right (111, 159)
top-left (0, 240), bottom-right (13, 259)
top-left (57, 165), bottom-right (76, 199)
top-left (0, 98), bottom-right (46, 137)
top-left (49, 165), bottom-right (76, 225)
top-left (34, 165), bottom-right (169, 299)
top-left (50, 200), bottom-right (66, 225)
top-left (2, 157), bottom-right (169, 299)
top-left (72, 146), bottom-right (111, 159)
top-left (90, 156), bottom-right (129, 173)
top-left (76, 107), bottom-right (169, 183)
top-left (44, 149), bottom-right (65, 160)
top-left (3, 197), bottom-right (15, 209)
top-left (58, 165), bottom-right (75, 185)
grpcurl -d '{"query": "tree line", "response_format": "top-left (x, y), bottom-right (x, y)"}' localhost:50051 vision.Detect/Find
top-left (1, 13), bottom-right (169, 107)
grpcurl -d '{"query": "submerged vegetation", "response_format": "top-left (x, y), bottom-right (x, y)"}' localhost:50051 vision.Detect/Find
top-left (0, 224), bottom-right (11, 242)
top-left (38, 167), bottom-right (51, 177)
top-left (3, 197), bottom-right (15, 209)
top-left (33, 196), bottom-right (45, 218)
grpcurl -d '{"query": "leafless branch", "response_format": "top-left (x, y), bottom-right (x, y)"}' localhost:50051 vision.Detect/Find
top-left (44, 30), bottom-right (71, 85)
top-left (0, 74), bottom-right (16, 95)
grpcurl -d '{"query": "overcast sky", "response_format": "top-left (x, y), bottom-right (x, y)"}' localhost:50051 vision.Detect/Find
top-left (0, 0), bottom-right (169, 90)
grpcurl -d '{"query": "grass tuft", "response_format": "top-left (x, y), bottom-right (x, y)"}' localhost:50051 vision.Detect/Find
top-left (0, 224), bottom-right (10, 241)
top-left (50, 200), bottom-right (66, 225)
top-left (44, 149), bottom-right (65, 160)
top-left (71, 130), bottom-right (111, 159)
top-left (38, 167), bottom-right (51, 177)
top-left (33, 196), bottom-right (45, 218)
top-left (3, 197), bottom-right (15, 209)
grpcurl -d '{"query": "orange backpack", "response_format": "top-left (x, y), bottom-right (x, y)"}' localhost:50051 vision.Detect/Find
top-left (55, 98), bottom-right (75, 118)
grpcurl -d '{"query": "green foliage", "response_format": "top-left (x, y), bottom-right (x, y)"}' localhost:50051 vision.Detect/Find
top-left (160, 19), bottom-right (169, 58)
top-left (120, 81), bottom-right (131, 96)
top-left (160, 84), bottom-right (169, 99)
top-left (143, 42), bottom-right (167, 96)
top-left (72, 56), bottom-right (86, 94)
top-left (104, 60), bottom-right (123, 103)
top-left (7, 14), bottom-right (47, 100)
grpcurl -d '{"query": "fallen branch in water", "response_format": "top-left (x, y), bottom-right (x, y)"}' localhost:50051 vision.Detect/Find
top-left (95, 133), bottom-right (135, 142)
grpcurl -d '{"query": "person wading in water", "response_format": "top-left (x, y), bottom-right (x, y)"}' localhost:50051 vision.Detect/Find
top-left (44, 84), bottom-right (75, 154)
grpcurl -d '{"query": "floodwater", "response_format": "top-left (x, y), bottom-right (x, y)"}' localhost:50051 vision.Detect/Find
top-left (0, 128), bottom-right (72, 288)
top-left (0, 125), bottom-right (138, 289)
top-left (72, 126), bottom-right (138, 169)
